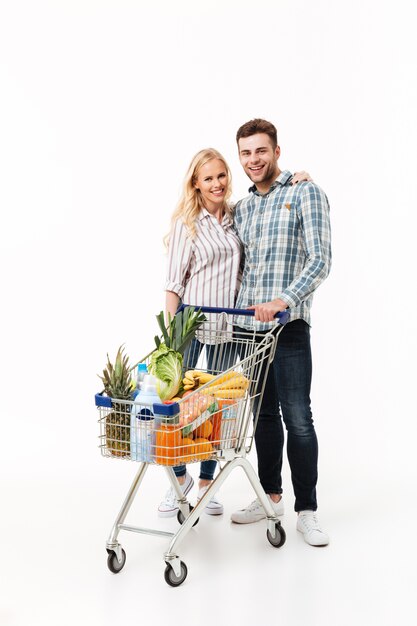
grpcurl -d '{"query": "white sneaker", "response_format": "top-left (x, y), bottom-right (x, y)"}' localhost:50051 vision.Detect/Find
top-left (297, 510), bottom-right (329, 546)
top-left (158, 473), bottom-right (194, 518)
top-left (197, 486), bottom-right (224, 516)
top-left (231, 495), bottom-right (284, 524)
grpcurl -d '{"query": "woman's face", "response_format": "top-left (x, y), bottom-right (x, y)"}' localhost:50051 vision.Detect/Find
top-left (194, 158), bottom-right (229, 212)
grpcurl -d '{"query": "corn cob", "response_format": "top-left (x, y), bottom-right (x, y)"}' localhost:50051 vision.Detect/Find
top-left (208, 370), bottom-right (240, 386)
top-left (213, 388), bottom-right (246, 399)
top-left (199, 373), bottom-right (249, 397)
top-left (218, 375), bottom-right (249, 390)
top-left (205, 374), bottom-right (249, 391)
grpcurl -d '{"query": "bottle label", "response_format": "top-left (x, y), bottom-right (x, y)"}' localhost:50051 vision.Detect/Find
top-left (130, 401), bottom-right (156, 462)
top-left (220, 401), bottom-right (238, 448)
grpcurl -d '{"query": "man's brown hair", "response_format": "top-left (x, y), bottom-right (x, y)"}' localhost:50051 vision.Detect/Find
top-left (236, 118), bottom-right (278, 148)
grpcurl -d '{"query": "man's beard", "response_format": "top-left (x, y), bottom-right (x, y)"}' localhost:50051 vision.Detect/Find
top-left (249, 161), bottom-right (277, 186)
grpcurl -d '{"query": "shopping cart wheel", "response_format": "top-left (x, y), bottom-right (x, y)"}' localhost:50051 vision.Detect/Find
top-left (267, 522), bottom-right (286, 548)
top-left (177, 505), bottom-right (199, 527)
top-left (107, 548), bottom-right (126, 573)
top-left (164, 561), bottom-right (188, 587)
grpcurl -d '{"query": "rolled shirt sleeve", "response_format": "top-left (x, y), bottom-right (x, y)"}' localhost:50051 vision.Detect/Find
top-left (165, 219), bottom-right (193, 299)
top-left (279, 184), bottom-right (332, 308)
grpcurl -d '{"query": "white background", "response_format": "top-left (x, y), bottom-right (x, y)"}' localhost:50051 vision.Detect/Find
top-left (1, 1), bottom-right (416, 625)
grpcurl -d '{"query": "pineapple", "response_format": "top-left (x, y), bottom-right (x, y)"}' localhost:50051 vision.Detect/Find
top-left (98, 345), bottom-right (133, 457)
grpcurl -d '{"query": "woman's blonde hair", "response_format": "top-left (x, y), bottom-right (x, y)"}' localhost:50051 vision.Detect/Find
top-left (165, 148), bottom-right (233, 246)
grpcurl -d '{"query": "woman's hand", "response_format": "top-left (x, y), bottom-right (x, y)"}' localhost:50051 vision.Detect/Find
top-left (291, 170), bottom-right (313, 185)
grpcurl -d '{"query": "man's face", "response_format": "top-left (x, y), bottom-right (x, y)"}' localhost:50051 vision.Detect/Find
top-left (238, 133), bottom-right (281, 191)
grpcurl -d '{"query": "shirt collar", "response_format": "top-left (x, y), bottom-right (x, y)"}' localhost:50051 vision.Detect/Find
top-left (198, 207), bottom-right (231, 226)
top-left (248, 169), bottom-right (293, 195)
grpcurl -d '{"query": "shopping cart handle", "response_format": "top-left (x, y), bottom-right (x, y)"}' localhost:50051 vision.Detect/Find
top-left (95, 392), bottom-right (112, 408)
top-left (95, 392), bottom-right (180, 416)
top-left (180, 304), bottom-right (290, 325)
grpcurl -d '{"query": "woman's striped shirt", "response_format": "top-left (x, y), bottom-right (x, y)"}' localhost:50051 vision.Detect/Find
top-left (165, 209), bottom-right (242, 340)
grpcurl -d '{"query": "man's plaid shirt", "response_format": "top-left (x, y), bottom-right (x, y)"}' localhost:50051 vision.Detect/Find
top-left (233, 170), bottom-right (332, 330)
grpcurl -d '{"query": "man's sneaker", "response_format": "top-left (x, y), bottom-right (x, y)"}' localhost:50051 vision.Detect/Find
top-left (197, 485), bottom-right (224, 515)
top-left (231, 495), bottom-right (284, 524)
top-left (158, 473), bottom-right (194, 518)
top-left (297, 510), bottom-right (329, 546)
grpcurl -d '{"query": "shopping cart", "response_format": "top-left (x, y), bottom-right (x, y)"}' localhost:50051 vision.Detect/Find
top-left (95, 305), bottom-right (289, 586)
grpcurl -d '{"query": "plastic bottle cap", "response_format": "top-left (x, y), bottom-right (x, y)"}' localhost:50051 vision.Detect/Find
top-left (138, 363), bottom-right (148, 372)
top-left (140, 373), bottom-right (159, 395)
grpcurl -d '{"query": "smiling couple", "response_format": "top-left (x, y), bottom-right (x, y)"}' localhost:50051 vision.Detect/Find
top-left (160, 118), bottom-right (332, 547)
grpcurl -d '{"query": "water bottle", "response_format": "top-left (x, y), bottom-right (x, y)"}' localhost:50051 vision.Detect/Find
top-left (131, 363), bottom-right (148, 400)
top-left (130, 374), bottom-right (160, 462)
top-left (136, 363), bottom-right (148, 390)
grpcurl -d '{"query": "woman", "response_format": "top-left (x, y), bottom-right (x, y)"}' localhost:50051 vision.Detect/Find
top-left (158, 148), bottom-right (310, 517)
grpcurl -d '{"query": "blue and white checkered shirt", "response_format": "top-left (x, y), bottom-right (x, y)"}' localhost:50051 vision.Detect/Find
top-left (233, 170), bottom-right (332, 330)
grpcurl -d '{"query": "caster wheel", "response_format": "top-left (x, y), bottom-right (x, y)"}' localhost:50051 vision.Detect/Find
top-left (164, 561), bottom-right (188, 587)
top-left (107, 548), bottom-right (126, 573)
top-left (267, 522), bottom-right (286, 548)
top-left (177, 505), bottom-right (199, 527)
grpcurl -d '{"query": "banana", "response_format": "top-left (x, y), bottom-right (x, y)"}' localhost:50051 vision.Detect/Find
top-left (184, 370), bottom-right (215, 384)
top-left (182, 370), bottom-right (200, 387)
top-left (182, 370), bottom-right (199, 390)
top-left (199, 372), bottom-right (216, 384)
top-left (184, 370), bottom-right (198, 379)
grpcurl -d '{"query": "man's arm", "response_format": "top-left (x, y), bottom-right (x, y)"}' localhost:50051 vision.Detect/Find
top-left (249, 183), bottom-right (331, 322)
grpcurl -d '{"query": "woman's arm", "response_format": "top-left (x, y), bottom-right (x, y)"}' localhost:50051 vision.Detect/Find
top-left (165, 220), bottom-right (192, 316)
top-left (166, 290), bottom-right (180, 321)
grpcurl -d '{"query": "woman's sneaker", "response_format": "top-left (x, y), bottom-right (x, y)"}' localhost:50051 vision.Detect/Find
top-left (231, 495), bottom-right (284, 524)
top-left (197, 485), bottom-right (224, 515)
top-left (158, 473), bottom-right (194, 518)
top-left (296, 511), bottom-right (329, 546)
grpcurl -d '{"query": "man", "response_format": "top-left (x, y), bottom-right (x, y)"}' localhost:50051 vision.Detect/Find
top-left (231, 118), bottom-right (331, 546)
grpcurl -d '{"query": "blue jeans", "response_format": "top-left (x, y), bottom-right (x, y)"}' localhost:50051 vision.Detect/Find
top-left (173, 338), bottom-right (239, 480)
top-left (237, 319), bottom-right (318, 512)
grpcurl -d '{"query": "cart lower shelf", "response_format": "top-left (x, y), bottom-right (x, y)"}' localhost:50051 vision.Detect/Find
top-left (105, 455), bottom-right (286, 587)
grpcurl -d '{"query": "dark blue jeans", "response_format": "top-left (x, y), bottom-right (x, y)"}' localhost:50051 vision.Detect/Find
top-left (237, 319), bottom-right (318, 512)
top-left (174, 338), bottom-right (239, 480)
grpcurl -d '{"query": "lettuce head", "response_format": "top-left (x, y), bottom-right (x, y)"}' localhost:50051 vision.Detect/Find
top-left (148, 347), bottom-right (183, 401)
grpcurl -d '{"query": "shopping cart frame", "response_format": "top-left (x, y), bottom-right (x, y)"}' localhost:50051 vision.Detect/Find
top-left (96, 305), bottom-right (290, 586)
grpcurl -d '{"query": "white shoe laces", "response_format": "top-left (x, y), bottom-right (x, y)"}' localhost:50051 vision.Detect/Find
top-left (162, 475), bottom-right (192, 508)
top-left (162, 486), bottom-right (177, 508)
top-left (243, 498), bottom-right (262, 512)
top-left (198, 485), bottom-right (221, 506)
top-left (300, 512), bottom-right (321, 532)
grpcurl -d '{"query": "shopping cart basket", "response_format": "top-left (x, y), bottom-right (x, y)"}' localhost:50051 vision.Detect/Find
top-left (95, 305), bottom-right (289, 586)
